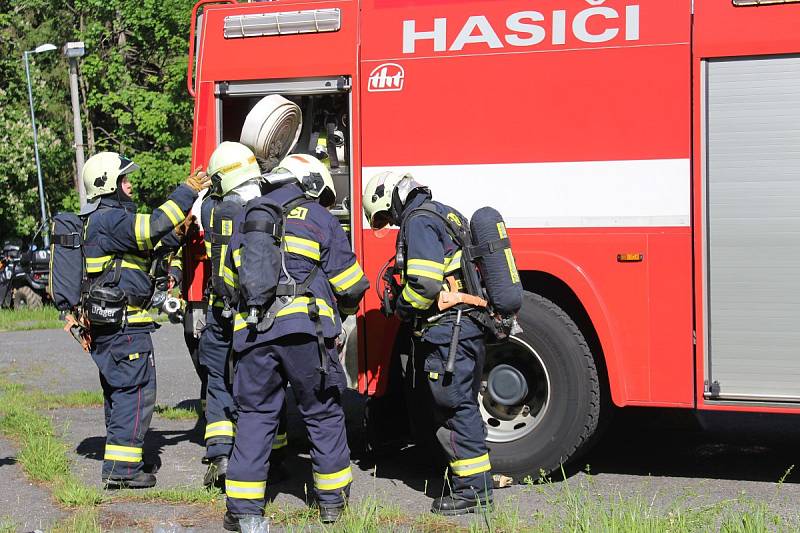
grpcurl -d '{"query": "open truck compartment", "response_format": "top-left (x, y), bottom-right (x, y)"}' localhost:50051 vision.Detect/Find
top-left (216, 76), bottom-right (353, 230)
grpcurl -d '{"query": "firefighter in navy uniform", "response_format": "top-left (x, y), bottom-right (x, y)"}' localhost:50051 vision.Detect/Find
top-left (197, 142), bottom-right (291, 488)
top-left (222, 154), bottom-right (368, 530)
top-left (362, 171), bottom-right (493, 515)
top-left (80, 152), bottom-right (210, 488)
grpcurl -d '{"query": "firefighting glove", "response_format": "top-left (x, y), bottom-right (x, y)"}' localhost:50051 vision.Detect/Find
top-left (185, 167), bottom-right (211, 192)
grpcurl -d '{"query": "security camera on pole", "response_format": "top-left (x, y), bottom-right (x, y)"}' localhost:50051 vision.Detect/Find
top-left (23, 43), bottom-right (57, 248)
top-left (64, 41), bottom-right (87, 208)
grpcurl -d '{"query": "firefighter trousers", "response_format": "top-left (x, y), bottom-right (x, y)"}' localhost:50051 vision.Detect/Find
top-left (199, 306), bottom-right (290, 462)
top-left (92, 329), bottom-right (157, 480)
top-left (199, 306), bottom-right (236, 459)
top-left (226, 333), bottom-right (351, 516)
top-left (415, 335), bottom-right (492, 501)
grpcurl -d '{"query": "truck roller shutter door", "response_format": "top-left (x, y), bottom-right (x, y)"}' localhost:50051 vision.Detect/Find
top-left (705, 55), bottom-right (800, 402)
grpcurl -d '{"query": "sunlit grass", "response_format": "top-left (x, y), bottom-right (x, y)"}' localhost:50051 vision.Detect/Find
top-left (0, 306), bottom-right (62, 331)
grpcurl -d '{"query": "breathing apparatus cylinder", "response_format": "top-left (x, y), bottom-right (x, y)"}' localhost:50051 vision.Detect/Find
top-left (468, 207), bottom-right (522, 317)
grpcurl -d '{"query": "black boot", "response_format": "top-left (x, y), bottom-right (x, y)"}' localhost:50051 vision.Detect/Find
top-left (431, 494), bottom-right (493, 516)
top-left (204, 455), bottom-right (229, 488)
top-left (223, 511), bottom-right (263, 532)
top-left (318, 503), bottom-right (344, 524)
top-left (102, 471), bottom-right (157, 490)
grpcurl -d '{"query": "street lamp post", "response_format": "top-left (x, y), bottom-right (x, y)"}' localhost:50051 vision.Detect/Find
top-left (64, 41), bottom-right (87, 208)
top-left (23, 43), bottom-right (57, 247)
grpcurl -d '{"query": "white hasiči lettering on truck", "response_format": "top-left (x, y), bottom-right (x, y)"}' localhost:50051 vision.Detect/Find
top-left (402, 2), bottom-right (640, 54)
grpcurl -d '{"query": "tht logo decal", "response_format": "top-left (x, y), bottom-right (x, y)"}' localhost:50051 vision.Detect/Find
top-left (367, 63), bottom-right (404, 92)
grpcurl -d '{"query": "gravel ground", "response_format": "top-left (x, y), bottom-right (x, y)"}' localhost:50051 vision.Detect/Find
top-left (2, 324), bottom-right (800, 531)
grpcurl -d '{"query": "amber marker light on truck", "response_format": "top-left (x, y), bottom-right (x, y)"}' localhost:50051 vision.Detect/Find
top-left (617, 253), bottom-right (644, 263)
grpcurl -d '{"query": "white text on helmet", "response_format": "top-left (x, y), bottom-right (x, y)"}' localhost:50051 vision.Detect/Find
top-left (402, 2), bottom-right (640, 54)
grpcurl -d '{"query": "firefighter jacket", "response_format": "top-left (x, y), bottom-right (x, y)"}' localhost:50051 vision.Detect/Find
top-left (82, 185), bottom-right (198, 326)
top-left (227, 183), bottom-right (369, 350)
top-left (395, 193), bottom-right (483, 345)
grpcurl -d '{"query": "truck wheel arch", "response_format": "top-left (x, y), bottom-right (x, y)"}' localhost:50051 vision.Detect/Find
top-left (517, 252), bottom-right (624, 408)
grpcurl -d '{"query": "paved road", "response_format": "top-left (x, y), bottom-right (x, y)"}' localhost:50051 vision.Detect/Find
top-left (2, 324), bottom-right (800, 531)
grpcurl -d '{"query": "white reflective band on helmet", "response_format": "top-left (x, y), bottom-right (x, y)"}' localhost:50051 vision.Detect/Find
top-left (226, 479), bottom-right (266, 500)
top-left (313, 466), bottom-right (353, 491)
top-left (240, 95), bottom-right (302, 172)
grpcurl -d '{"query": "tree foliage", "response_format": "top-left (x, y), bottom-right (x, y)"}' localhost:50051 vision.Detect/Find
top-left (0, 0), bottom-right (196, 243)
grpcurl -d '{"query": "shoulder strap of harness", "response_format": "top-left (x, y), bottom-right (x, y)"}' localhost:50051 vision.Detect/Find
top-left (399, 202), bottom-right (487, 311)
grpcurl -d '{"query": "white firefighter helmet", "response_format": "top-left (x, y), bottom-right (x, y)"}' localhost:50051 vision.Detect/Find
top-left (82, 152), bottom-right (140, 202)
top-left (207, 141), bottom-right (261, 197)
top-left (362, 171), bottom-right (425, 229)
top-left (273, 154), bottom-right (336, 207)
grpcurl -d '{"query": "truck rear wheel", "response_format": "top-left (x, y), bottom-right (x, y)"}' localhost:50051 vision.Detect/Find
top-left (482, 291), bottom-right (600, 480)
top-left (13, 286), bottom-right (43, 310)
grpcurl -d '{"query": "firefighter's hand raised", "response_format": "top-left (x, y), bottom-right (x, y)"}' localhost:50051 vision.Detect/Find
top-left (185, 167), bottom-right (211, 192)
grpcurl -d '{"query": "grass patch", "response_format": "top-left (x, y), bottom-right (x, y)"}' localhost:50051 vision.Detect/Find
top-left (51, 507), bottom-right (101, 533)
top-left (0, 381), bottom-right (105, 510)
top-left (155, 404), bottom-right (200, 420)
top-left (53, 475), bottom-right (105, 507)
top-left (0, 383), bottom-right (70, 482)
top-left (115, 485), bottom-right (222, 504)
top-left (32, 389), bottom-right (105, 410)
top-left (0, 516), bottom-right (17, 533)
top-left (0, 306), bottom-right (63, 331)
top-left (0, 306), bottom-right (170, 333)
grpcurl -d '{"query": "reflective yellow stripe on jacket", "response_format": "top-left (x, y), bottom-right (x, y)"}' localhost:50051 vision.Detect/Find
top-left (85, 255), bottom-right (113, 274)
top-left (283, 235), bottom-right (320, 261)
top-left (233, 297), bottom-right (335, 331)
top-left (406, 258), bottom-right (445, 282)
top-left (444, 249), bottom-right (462, 274)
top-left (127, 306), bottom-right (154, 325)
top-left (401, 284), bottom-right (434, 310)
top-left (86, 254), bottom-right (149, 274)
top-left (134, 214), bottom-right (153, 251)
top-left (157, 199), bottom-right (184, 227)
top-left (329, 261), bottom-right (365, 293)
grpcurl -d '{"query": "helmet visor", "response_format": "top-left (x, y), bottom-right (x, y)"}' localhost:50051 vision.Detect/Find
top-left (118, 156), bottom-right (140, 176)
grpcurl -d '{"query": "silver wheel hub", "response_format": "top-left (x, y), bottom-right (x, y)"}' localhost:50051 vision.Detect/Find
top-left (479, 336), bottom-right (551, 444)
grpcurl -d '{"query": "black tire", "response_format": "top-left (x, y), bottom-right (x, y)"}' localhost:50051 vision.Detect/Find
top-left (485, 291), bottom-right (600, 480)
top-left (13, 286), bottom-right (43, 310)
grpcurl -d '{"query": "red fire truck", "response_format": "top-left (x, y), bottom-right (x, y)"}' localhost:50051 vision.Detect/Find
top-left (184, 0), bottom-right (800, 479)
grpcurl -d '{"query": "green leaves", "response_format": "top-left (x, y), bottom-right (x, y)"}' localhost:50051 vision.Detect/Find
top-left (0, 0), bottom-right (196, 243)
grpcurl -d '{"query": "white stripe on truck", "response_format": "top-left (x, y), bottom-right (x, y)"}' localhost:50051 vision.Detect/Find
top-left (362, 158), bottom-right (690, 228)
